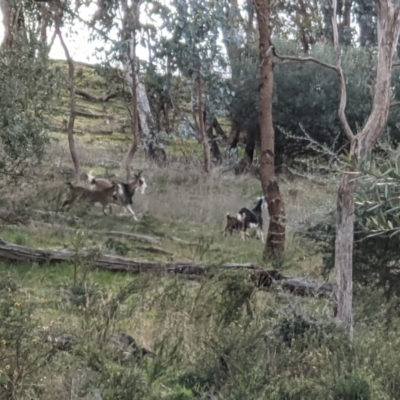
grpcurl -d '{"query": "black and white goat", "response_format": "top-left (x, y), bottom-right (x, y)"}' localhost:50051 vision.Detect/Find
top-left (87, 171), bottom-right (147, 220)
top-left (236, 197), bottom-right (265, 242)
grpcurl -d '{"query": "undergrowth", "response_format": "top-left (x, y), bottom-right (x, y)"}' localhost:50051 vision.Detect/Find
top-left (0, 263), bottom-right (398, 399)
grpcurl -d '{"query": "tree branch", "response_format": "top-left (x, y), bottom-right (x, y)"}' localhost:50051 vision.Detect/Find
top-left (54, 3), bottom-right (81, 182)
top-left (330, 0), bottom-right (354, 142)
top-left (273, 49), bottom-right (338, 72)
top-left (75, 89), bottom-right (119, 102)
top-left (271, 1), bottom-right (355, 143)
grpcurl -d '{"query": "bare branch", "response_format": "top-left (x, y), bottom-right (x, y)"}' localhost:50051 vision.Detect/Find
top-left (331, 0), bottom-right (354, 142)
top-left (75, 89), bottom-right (119, 102)
top-left (273, 50), bottom-right (338, 72)
top-left (390, 101), bottom-right (400, 108)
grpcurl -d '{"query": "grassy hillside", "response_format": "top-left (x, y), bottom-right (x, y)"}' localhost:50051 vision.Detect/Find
top-left (0, 61), bottom-right (397, 399)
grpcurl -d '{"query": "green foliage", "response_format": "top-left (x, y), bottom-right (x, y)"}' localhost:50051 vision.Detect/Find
top-left (273, 312), bottom-right (337, 349)
top-left (216, 270), bottom-right (255, 325)
top-left (0, 282), bottom-right (53, 399)
top-left (303, 152), bottom-right (400, 300)
top-left (332, 371), bottom-right (371, 400)
top-left (104, 237), bottom-right (129, 256)
top-left (0, 42), bottom-right (60, 174)
top-left (227, 40), bottom-right (400, 165)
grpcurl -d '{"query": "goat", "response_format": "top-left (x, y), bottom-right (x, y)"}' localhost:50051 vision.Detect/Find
top-left (87, 171), bottom-right (147, 221)
top-left (236, 197), bottom-right (265, 242)
top-left (224, 213), bottom-right (242, 236)
top-left (62, 182), bottom-right (117, 214)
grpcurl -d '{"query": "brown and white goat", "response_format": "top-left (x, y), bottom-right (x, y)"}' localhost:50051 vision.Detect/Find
top-left (237, 197), bottom-right (265, 242)
top-left (224, 213), bottom-right (242, 236)
top-left (62, 182), bottom-right (117, 214)
top-left (87, 171), bottom-right (147, 220)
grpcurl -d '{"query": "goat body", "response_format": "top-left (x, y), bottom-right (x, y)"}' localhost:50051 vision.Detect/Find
top-left (62, 182), bottom-right (117, 213)
top-left (236, 197), bottom-right (265, 242)
top-left (224, 213), bottom-right (243, 236)
top-left (88, 171), bottom-right (147, 220)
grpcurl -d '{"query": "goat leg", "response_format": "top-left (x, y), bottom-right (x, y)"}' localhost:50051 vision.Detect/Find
top-left (125, 204), bottom-right (138, 221)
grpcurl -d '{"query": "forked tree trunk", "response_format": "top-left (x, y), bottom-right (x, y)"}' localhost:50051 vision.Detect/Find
top-left (254, 0), bottom-right (286, 257)
top-left (333, 0), bottom-right (400, 331)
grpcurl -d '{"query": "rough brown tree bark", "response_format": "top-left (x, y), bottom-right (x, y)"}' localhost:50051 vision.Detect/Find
top-left (254, 0), bottom-right (286, 257)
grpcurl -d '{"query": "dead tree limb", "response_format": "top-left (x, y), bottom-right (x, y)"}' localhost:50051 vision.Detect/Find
top-left (75, 89), bottom-right (119, 102)
top-left (0, 238), bottom-right (333, 298)
top-left (0, 238), bottom-right (259, 274)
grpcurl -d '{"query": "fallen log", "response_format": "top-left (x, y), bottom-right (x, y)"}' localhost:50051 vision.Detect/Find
top-left (75, 105), bottom-right (113, 119)
top-left (0, 237), bottom-right (207, 274)
top-left (0, 238), bottom-right (267, 276)
top-left (76, 89), bottom-right (119, 103)
top-left (281, 277), bottom-right (333, 297)
top-left (0, 238), bottom-right (333, 298)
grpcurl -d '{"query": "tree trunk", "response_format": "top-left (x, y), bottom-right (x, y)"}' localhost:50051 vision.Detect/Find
top-left (356, 1), bottom-right (377, 48)
top-left (333, 0), bottom-right (400, 331)
top-left (254, 0), bottom-right (286, 257)
top-left (121, 0), bottom-right (139, 181)
top-left (0, 0), bottom-right (24, 49)
top-left (221, 0), bottom-right (244, 157)
top-left (198, 75), bottom-right (211, 174)
top-left (55, 25), bottom-right (81, 182)
top-left (120, 0), bottom-right (166, 164)
top-left (206, 125), bottom-right (222, 165)
top-left (246, 0), bottom-right (255, 44)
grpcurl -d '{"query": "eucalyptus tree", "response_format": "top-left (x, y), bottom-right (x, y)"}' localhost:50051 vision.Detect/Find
top-left (156, 0), bottom-right (230, 173)
top-left (254, 0), bottom-right (286, 256)
top-left (89, 0), bottom-right (165, 165)
top-left (274, 0), bottom-right (400, 334)
top-left (0, 0), bottom-right (60, 176)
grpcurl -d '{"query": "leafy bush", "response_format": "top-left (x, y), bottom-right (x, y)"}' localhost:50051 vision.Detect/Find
top-left (332, 370), bottom-right (371, 400)
top-left (104, 238), bottom-right (129, 256)
top-left (273, 312), bottom-right (337, 349)
top-left (0, 42), bottom-right (60, 175)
